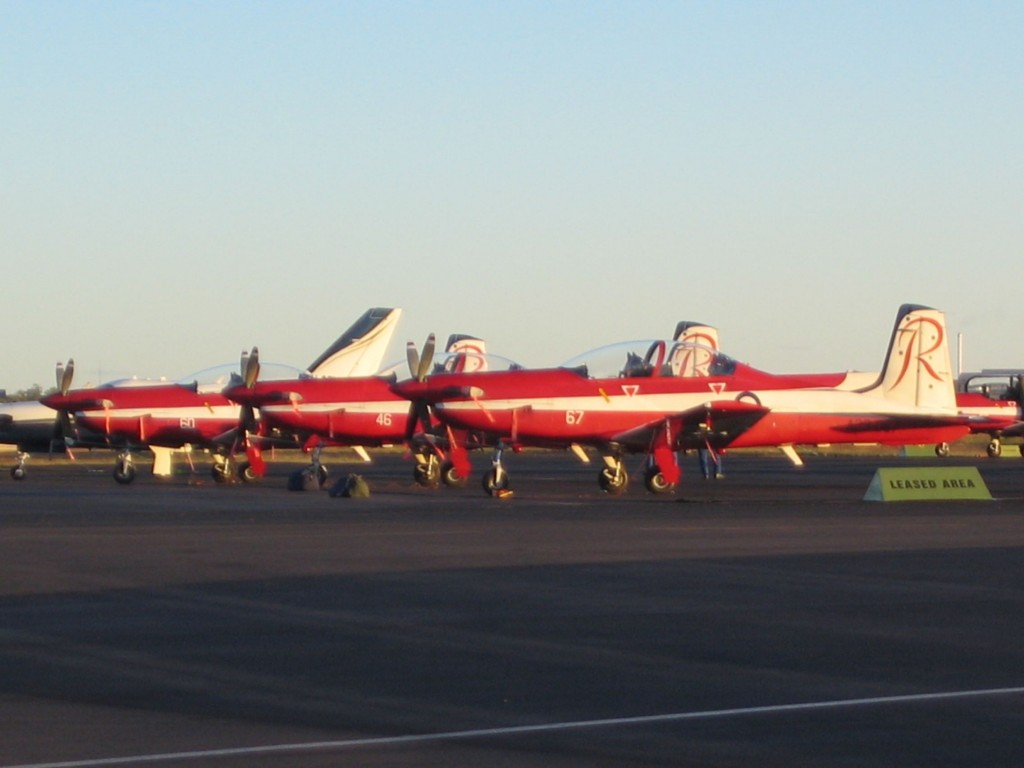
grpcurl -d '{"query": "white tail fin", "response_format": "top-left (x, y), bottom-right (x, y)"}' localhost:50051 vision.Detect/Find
top-left (868, 304), bottom-right (957, 410)
top-left (306, 308), bottom-right (402, 378)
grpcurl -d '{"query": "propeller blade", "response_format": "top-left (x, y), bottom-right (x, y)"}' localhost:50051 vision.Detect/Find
top-left (240, 405), bottom-right (257, 434)
top-left (416, 333), bottom-right (436, 382)
top-left (406, 341), bottom-right (420, 381)
top-left (53, 410), bottom-right (74, 441)
top-left (404, 400), bottom-right (433, 441)
top-left (402, 333), bottom-right (438, 440)
top-left (242, 347), bottom-right (260, 389)
top-left (418, 401), bottom-right (432, 432)
top-left (56, 358), bottom-right (74, 395)
top-left (51, 359), bottom-right (76, 451)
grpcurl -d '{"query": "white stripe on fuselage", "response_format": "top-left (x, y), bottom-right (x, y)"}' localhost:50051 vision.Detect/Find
top-left (261, 400), bottom-right (407, 416)
top-left (436, 386), bottom-right (959, 418)
top-left (75, 405), bottom-right (238, 420)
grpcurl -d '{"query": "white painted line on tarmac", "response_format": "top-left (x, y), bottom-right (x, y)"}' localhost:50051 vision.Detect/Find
top-left (7, 686), bottom-right (1024, 768)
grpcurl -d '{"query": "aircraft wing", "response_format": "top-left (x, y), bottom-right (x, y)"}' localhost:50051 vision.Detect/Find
top-left (998, 421), bottom-right (1024, 438)
top-left (209, 427), bottom-right (243, 446)
top-left (611, 399), bottom-right (769, 450)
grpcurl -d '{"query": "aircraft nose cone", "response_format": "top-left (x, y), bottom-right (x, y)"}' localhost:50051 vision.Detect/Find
top-left (39, 393), bottom-right (64, 409)
top-left (391, 379), bottom-right (429, 401)
top-left (222, 384), bottom-right (252, 404)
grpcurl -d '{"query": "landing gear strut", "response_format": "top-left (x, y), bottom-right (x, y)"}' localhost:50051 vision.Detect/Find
top-left (307, 444), bottom-right (328, 487)
top-left (481, 444), bottom-right (511, 495)
top-left (113, 451), bottom-right (137, 485)
top-left (211, 454), bottom-right (232, 483)
top-left (10, 451), bottom-right (28, 480)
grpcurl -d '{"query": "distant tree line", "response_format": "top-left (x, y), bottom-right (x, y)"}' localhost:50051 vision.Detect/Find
top-left (1, 384), bottom-right (57, 402)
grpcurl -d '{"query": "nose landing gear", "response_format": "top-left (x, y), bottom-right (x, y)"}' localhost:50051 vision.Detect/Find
top-left (113, 451), bottom-right (137, 485)
top-left (598, 457), bottom-right (628, 494)
top-left (482, 444), bottom-right (511, 496)
top-left (10, 451), bottom-right (29, 480)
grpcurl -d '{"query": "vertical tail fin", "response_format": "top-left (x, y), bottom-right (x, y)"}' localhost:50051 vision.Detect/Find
top-left (306, 308), bottom-right (402, 378)
top-left (868, 304), bottom-right (957, 410)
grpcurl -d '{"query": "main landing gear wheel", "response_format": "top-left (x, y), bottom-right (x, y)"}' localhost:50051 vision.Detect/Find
top-left (11, 465), bottom-right (26, 480)
top-left (644, 467), bottom-right (674, 494)
top-left (987, 439), bottom-right (1002, 458)
top-left (482, 466), bottom-right (511, 496)
top-left (441, 461), bottom-right (467, 488)
top-left (238, 461), bottom-right (259, 483)
top-left (598, 464), bottom-right (628, 495)
top-left (935, 443), bottom-right (951, 458)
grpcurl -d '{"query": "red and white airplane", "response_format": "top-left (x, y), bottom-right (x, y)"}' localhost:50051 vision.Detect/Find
top-left (673, 322), bottom-right (1024, 461)
top-left (41, 308), bottom-right (402, 484)
top-left (224, 334), bottom-right (520, 489)
top-left (947, 370), bottom-right (1024, 457)
top-left (393, 304), bottom-right (974, 495)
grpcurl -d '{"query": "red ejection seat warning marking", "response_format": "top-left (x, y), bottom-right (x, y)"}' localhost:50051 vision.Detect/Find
top-left (863, 467), bottom-right (992, 501)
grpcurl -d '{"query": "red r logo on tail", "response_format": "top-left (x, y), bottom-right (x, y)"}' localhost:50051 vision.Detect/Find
top-left (892, 317), bottom-right (945, 387)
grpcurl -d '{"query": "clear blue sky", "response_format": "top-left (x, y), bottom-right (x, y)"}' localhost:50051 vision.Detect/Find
top-left (2, 1), bottom-right (1021, 391)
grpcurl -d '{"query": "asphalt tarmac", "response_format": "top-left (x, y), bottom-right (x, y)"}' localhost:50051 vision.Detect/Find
top-left (2, 448), bottom-right (1024, 767)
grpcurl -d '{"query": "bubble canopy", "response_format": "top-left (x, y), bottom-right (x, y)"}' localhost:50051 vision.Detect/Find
top-left (559, 339), bottom-right (739, 379)
top-left (381, 351), bottom-right (524, 378)
top-left (176, 362), bottom-right (304, 393)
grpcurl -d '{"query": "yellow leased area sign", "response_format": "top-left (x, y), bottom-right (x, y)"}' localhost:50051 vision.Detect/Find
top-left (863, 467), bottom-right (992, 501)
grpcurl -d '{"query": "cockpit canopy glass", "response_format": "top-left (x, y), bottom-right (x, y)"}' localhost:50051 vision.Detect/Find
top-left (381, 351), bottom-right (524, 378)
top-left (560, 339), bottom-right (738, 379)
top-left (177, 362), bottom-right (305, 393)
